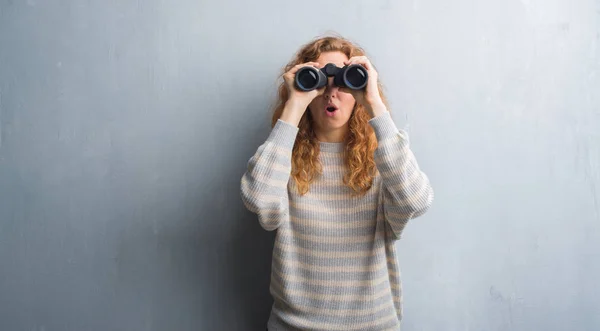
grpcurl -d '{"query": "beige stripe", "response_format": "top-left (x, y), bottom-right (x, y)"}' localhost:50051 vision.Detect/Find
top-left (379, 160), bottom-right (419, 184)
top-left (273, 253), bottom-right (387, 273)
top-left (263, 142), bottom-right (294, 157)
top-left (319, 150), bottom-right (347, 157)
top-left (258, 212), bottom-right (285, 225)
top-left (383, 180), bottom-right (431, 208)
top-left (274, 241), bottom-right (398, 266)
top-left (293, 188), bottom-right (379, 201)
top-left (241, 192), bottom-right (286, 216)
top-left (248, 158), bottom-right (291, 174)
top-left (289, 200), bottom-right (378, 215)
top-left (268, 161), bottom-right (291, 173)
top-left (377, 134), bottom-right (408, 149)
top-left (271, 276), bottom-right (391, 301)
top-left (271, 301), bottom-right (398, 331)
top-left (242, 169), bottom-right (289, 189)
top-left (385, 210), bottom-right (414, 220)
top-left (374, 143), bottom-right (409, 164)
top-left (277, 227), bottom-right (383, 244)
top-left (272, 290), bottom-right (395, 317)
top-left (274, 241), bottom-right (379, 258)
top-left (293, 300), bottom-right (393, 317)
top-left (303, 176), bottom-right (365, 188)
top-left (271, 258), bottom-right (401, 290)
top-left (318, 164), bottom-right (346, 172)
top-left (271, 265), bottom-right (390, 287)
top-left (289, 214), bottom-right (380, 230)
top-left (246, 193), bottom-right (283, 205)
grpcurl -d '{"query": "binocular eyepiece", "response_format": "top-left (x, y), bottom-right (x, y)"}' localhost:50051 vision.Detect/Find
top-left (294, 63), bottom-right (368, 91)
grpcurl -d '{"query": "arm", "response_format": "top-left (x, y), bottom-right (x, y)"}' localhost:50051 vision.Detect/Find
top-left (369, 111), bottom-right (434, 239)
top-left (240, 118), bottom-right (298, 231)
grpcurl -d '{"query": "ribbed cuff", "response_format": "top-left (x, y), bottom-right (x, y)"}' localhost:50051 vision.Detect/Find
top-left (368, 111), bottom-right (399, 141)
top-left (266, 119), bottom-right (299, 150)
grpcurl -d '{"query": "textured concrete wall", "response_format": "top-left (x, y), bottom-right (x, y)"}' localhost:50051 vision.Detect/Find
top-left (0, 0), bottom-right (598, 330)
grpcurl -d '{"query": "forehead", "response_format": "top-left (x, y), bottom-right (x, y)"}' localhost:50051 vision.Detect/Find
top-left (315, 51), bottom-right (349, 68)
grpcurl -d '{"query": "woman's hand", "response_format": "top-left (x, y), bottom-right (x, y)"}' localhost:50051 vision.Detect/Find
top-left (340, 56), bottom-right (387, 118)
top-left (279, 62), bottom-right (325, 126)
top-left (283, 62), bottom-right (325, 110)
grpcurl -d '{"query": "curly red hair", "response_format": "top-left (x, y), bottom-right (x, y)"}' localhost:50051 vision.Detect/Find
top-left (271, 35), bottom-right (389, 196)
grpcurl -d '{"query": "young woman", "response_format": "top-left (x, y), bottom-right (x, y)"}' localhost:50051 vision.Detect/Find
top-left (240, 35), bottom-right (434, 331)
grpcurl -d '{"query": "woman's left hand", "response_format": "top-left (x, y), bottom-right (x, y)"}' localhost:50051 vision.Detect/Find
top-left (339, 56), bottom-right (387, 117)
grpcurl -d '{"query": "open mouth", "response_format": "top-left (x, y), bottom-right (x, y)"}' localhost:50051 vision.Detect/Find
top-left (325, 104), bottom-right (338, 113)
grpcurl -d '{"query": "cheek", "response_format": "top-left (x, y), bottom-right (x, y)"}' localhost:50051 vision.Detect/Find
top-left (308, 100), bottom-right (322, 116)
top-left (340, 94), bottom-right (356, 110)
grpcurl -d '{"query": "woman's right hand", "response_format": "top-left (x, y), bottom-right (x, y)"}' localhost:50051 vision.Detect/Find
top-left (282, 62), bottom-right (325, 111)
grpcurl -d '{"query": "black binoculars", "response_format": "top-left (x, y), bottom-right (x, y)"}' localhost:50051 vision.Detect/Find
top-left (294, 63), bottom-right (368, 91)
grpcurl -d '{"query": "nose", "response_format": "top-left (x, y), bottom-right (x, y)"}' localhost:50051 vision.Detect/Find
top-left (323, 77), bottom-right (338, 100)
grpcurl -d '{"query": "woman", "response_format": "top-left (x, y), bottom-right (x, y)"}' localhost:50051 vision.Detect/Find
top-left (240, 35), bottom-right (434, 331)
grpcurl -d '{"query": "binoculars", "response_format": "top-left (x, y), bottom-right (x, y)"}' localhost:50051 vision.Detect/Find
top-left (294, 63), bottom-right (368, 91)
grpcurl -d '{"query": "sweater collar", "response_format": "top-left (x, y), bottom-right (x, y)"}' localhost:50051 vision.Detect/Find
top-left (318, 141), bottom-right (346, 153)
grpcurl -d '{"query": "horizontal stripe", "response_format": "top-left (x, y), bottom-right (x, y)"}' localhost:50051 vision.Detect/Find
top-left (379, 159), bottom-right (418, 183)
top-left (274, 241), bottom-right (378, 259)
top-left (277, 227), bottom-right (384, 244)
top-left (270, 277), bottom-right (390, 296)
top-left (288, 221), bottom-right (380, 237)
top-left (289, 204), bottom-right (378, 220)
top-left (377, 134), bottom-right (408, 149)
top-left (383, 179), bottom-right (432, 209)
top-left (271, 264), bottom-right (393, 288)
top-left (271, 303), bottom-right (399, 331)
top-left (273, 253), bottom-right (388, 273)
top-left (271, 276), bottom-right (391, 301)
top-left (289, 198), bottom-right (378, 214)
top-left (374, 141), bottom-right (410, 164)
top-left (276, 231), bottom-right (384, 254)
top-left (289, 214), bottom-right (381, 230)
top-left (249, 159), bottom-right (291, 174)
top-left (293, 186), bottom-right (379, 201)
top-left (274, 241), bottom-right (398, 264)
top-left (271, 262), bottom-right (401, 293)
top-left (241, 169), bottom-right (289, 189)
top-left (274, 293), bottom-right (395, 317)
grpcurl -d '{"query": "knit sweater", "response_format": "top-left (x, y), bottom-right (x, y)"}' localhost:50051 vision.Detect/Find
top-left (240, 111), bottom-right (434, 331)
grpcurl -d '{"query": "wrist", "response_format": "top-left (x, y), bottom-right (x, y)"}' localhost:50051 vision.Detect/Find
top-left (366, 101), bottom-right (387, 118)
top-left (285, 98), bottom-right (309, 112)
top-left (280, 100), bottom-right (308, 127)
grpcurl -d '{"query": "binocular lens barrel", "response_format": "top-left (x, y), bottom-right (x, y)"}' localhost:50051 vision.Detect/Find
top-left (295, 67), bottom-right (325, 91)
top-left (294, 63), bottom-right (368, 91)
top-left (344, 66), bottom-right (368, 89)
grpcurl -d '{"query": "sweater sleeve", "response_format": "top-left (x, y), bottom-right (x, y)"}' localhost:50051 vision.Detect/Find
top-left (368, 111), bottom-right (434, 239)
top-left (240, 119), bottom-right (298, 231)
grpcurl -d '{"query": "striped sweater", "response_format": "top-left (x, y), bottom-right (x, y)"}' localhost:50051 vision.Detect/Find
top-left (240, 111), bottom-right (434, 331)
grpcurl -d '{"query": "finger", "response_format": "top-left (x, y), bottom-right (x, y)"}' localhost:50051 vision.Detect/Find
top-left (346, 56), bottom-right (373, 71)
top-left (345, 56), bottom-right (365, 63)
top-left (288, 62), bottom-right (321, 75)
top-left (345, 56), bottom-right (367, 64)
